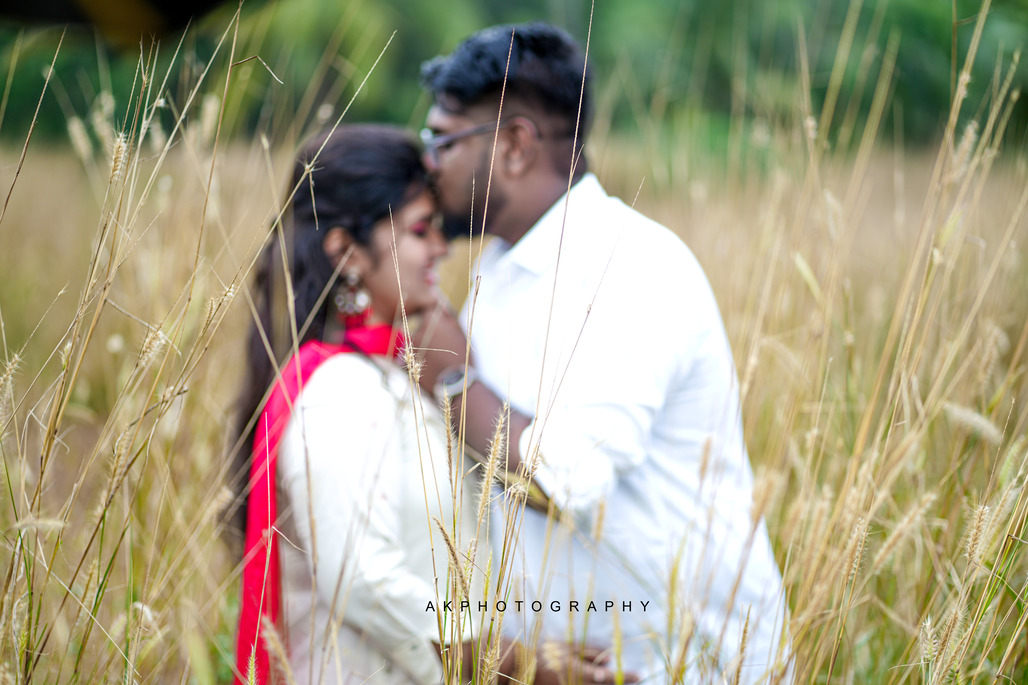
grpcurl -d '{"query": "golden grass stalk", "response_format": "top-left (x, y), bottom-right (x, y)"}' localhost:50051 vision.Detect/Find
top-left (434, 516), bottom-right (471, 602)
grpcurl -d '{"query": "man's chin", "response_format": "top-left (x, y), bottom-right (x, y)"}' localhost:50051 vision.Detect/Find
top-left (441, 212), bottom-right (474, 241)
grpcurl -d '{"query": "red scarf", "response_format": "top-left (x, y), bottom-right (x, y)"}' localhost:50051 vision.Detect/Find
top-left (234, 324), bottom-right (405, 684)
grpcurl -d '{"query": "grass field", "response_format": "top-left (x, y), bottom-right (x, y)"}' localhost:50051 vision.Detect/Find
top-left (1, 14), bottom-right (1027, 685)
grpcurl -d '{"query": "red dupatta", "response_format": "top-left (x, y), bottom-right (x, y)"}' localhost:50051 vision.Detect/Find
top-left (234, 324), bottom-right (405, 684)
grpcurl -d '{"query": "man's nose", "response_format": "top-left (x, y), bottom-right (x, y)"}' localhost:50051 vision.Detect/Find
top-left (429, 223), bottom-right (448, 257)
top-left (422, 148), bottom-right (440, 173)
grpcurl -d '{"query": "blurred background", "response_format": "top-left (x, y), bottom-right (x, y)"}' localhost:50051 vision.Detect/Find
top-left (1, 0), bottom-right (1026, 151)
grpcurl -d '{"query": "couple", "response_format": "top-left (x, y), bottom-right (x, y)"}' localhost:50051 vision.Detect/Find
top-left (231, 22), bottom-right (790, 685)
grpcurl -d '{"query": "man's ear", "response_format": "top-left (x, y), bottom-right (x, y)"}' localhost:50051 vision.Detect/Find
top-left (502, 116), bottom-right (540, 177)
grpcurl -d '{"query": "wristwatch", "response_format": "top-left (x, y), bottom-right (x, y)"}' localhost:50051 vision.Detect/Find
top-left (434, 365), bottom-right (477, 401)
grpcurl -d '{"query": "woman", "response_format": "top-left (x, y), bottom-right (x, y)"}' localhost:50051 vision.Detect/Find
top-left (230, 125), bottom-right (625, 685)
top-left (231, 125), bottom-right (493, 685)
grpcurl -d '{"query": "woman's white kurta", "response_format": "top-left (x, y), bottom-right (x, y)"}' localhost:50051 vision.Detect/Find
top-left (276, 353), bottom-right (486, 685)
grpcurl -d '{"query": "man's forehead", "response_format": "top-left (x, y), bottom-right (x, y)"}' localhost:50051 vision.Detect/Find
top-left (426, 98), bottom-right (504, 129)
top-left (425, 105), bottom-right (486, 133)
top-left (424, 105), bottom-right (463, 130)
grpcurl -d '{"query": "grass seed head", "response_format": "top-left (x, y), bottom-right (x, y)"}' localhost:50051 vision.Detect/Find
top-left (110, 427), bottom-right (132, 481)
top-left (872, 493), bottom-right (936, 573)
top-left (949, 120), bottom-right (979, 183)
top-left (316, 103), bottom-right (333, 124)
top-left (512, 639), bottom-right (537, 683)
top-left (482, 403), bottom-right (507, 502)
top-left (402, 344), bottom-right (422, 384)
top-left (148, 117), bottom-right (167, 153)
top-left (476, 636), bottom-right (501, 684)
top-left (730, 610), bottom-right (751, 685)
top-left (803, 486), bottom-right (834, 556)
top-left (955, 72), bottom-right (971, 105)
top-left (998, 436), bottom-right (1026, 489)
top-left (106, 333), bottom-right (125, 355)
top-left (109, 134), bottom-right (127, 185)
top-left (203, 296), bottom-right (222, 334)
top-left (943, 402), bottom-right (1003, 445)
top-left (937, 604), bottom-right (967, 674)
top-left (0, 355), bottom-right (19, 430)
top-left (131, 601), bottom-right (158, 634)
top-left (72, 560), bottom-right (100, 638)
top-left (506, 479), bottom-right (528, 500)
top-left (209, 486), bottom-right (234, 524)
top-left (751, 468), bottom-right (783, 525)
top-left (90, 92), bottom-right (115, 151)
top-left (15, 601), bottom-right (29, 663)
top-left (986, 474), bottom-right (1023, 552)
top-left (109, 610), bottom-right (129, 645)
top-left (804, 115), bottom-right (818, 142)
top-left (260, 616), bottom-right (295, 685)
top-left (67, 117), bottom-right (92, 163)
top-left (200, 94), bottom-right (220, 146)
top-left (59, 340), bottom-right (73, 369)
top-left (433, 517), bottom-right (470, 600)
top-left (139, 328), bottom-right (169, 367)
top-left (920, 614), bottom-right (938, 665)
top-left (841, 456), bottom-right (876, 523)
top-left (974, 320), bottom-right (1007, 398)
top-left (845, 517), bottom-right (868, 582)
top-left (245, 649), bottom-right (258, 685)
top-left (441, 393), bottom-right (455, 477)
top-left (963, 503), bottom-right (991, 567)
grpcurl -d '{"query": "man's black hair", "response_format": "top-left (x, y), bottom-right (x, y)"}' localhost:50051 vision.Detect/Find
top-left (421, 22), bottom-right (591, 138)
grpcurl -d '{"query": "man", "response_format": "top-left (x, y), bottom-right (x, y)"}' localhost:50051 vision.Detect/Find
top-left (416, 23), bottom-right (789, 684)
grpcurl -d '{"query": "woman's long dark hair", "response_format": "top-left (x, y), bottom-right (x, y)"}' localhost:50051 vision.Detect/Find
top-left (225, 125), bottom-right (429, 541)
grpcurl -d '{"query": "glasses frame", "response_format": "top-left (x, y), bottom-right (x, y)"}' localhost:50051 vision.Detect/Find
top-left (419, 120), bottom-right (515, 166)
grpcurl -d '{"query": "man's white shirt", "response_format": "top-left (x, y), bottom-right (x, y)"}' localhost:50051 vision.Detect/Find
top-left (463, 173), bottom-right (788, 683)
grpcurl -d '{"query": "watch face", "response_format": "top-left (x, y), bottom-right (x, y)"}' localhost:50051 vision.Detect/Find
top-left (440, 368), bottom-right (465, 386)
top-left (437, 366), bottom-right (473, 400)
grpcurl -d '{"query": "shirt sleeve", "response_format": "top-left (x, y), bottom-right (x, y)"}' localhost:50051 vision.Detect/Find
top-left (520, 239), bottom-right (732, 518)
top-left (278, 357), bottom-right (445, 685)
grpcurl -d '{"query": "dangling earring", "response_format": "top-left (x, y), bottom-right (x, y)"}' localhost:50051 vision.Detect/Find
top-left (334, 271), bottom-right (371, 323)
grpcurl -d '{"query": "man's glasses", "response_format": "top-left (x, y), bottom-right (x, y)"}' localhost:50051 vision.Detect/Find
top-left (419, 120), bottom-right (513, 167)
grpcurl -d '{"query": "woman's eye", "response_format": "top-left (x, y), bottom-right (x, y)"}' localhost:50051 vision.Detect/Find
top-left (410, 221), bottom-right (429, 237)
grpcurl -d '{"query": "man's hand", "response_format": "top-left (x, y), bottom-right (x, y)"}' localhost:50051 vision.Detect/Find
top-left (410, 302), bottom-right (470, 393)
top-left (531, 641), bottom-right (641, 685)
top-left (410, 301), bottom-right (532, 480)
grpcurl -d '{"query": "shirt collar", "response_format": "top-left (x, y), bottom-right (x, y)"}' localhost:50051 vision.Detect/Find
top-left (499, 173), bottom-right (606, 275)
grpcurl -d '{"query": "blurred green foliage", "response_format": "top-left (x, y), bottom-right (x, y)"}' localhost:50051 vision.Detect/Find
top-left (0, 0), bottom-right (1025, 149)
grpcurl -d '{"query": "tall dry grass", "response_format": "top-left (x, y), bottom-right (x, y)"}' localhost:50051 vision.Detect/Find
top-left (1, 4), bottom-right (1027, 684)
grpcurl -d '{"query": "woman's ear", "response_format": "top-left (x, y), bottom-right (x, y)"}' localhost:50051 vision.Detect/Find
top-left (324, 226), bottom-right (374, 277)
top-left (323, 227), bottom-right (348, 267)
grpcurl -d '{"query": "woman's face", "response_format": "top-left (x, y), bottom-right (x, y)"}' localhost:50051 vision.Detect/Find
top-left (356, 188), bottom-right (447, 325)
